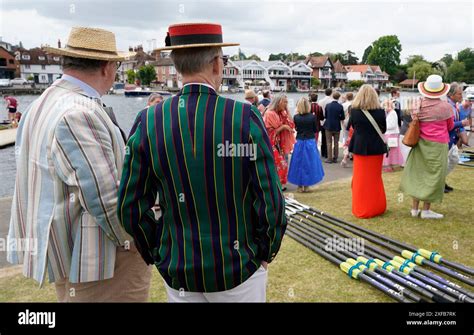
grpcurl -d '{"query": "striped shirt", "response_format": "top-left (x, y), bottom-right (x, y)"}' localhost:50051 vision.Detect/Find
top-left (118, 84), bottom-right (286, 292)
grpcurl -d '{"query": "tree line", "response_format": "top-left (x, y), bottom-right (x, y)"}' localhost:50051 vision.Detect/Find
top-left (230, 36), bottom-right (474, 84)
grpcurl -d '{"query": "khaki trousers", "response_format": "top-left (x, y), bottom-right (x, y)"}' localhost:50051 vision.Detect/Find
top-left (55, 244), bottom-right (152, 302)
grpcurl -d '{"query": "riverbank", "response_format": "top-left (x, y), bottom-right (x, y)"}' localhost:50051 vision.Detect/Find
top-left (0, 168), bottom-right (472, 302)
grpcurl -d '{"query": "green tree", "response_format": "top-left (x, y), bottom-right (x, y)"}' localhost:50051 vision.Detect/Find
top-left (137, 64), bottom-right (157, 86)
top-left (393, 69), bottom-right (408, 84)
top-left (344, 50), bottom-right (359, 65)
top-left (126, 69), bottom-right (136, 84)
top-left (457, 48), bottom-right (474, 71)
top-left (431, 61), bottom-right (447, 77)
top-left (269, 53), bottom-right (286, 61)
top-left (361, 45), bottom-right (372, 64)
top-left (446, 60), bottom-right (466, 82)
top-left (311, 77), bottom-right (320, 88)
top-left (327, 52), bottom-right (345, 64)
top-left (231, 49), bottom-right (248, 61)
top-left (367, 35), bottom-right (402, 76)
top-left (348, 80), bottom-right (365, 89)
top-left (310, 51), bottom-right (323, 57)
top-left (456, 48), bottom-right (474, 83)
top-left (247, 54), bottom-right (262, 61)
top-left (406, 55), bottom-right (425, 68)
top-left (440, 54), bottom-right (454, 67)
top-left (407, 61), bottom-right (441, 82)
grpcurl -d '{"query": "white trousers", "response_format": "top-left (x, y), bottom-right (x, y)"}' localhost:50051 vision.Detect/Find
top-left (164, 265), bottom-right (268, 302)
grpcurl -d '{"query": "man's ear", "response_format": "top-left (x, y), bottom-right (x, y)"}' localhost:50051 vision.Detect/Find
top-left (212, 57), bottom-right (220, 75)
top-left (102, 62), bottom-right (111, 76)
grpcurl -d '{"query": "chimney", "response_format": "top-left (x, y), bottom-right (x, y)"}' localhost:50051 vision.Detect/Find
top-left (129, 46), bottom-right (133, 52)
top-left (58, 39), bottom-right (61, 48)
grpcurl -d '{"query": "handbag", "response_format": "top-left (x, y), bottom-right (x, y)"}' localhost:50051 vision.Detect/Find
top-left (402, 118), bottom-right (420, 147)
top-left (402, 99), bottom-right (421, 147)
top-left (361, 110), bottom-right (390, 157)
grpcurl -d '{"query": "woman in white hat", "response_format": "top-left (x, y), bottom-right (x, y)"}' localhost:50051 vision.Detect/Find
top-left (400, 75), bottom-right (454, 219)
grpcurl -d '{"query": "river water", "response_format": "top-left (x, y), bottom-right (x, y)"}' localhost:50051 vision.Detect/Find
top-left (0, 90), bottom-right (412, 197)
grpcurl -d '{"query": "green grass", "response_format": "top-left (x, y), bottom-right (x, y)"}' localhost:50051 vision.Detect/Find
top-left (0, 166), bottom-right (472, 302)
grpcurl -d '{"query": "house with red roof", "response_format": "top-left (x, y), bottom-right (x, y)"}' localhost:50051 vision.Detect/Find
top-left (344, 64), bottom-right (390, 89)
top-left (305, 55), bottom-right (333, 88)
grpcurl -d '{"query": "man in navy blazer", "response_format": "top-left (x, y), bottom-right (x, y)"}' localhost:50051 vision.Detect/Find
top-left (324, 91), bottom-right (345, 163)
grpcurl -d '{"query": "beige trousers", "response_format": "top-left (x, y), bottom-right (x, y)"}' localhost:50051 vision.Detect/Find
top-left (55, 244), bottom-right (152, 302)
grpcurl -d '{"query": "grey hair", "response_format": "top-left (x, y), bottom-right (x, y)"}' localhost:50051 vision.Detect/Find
top-left (170, 47), bottom-right (221, 75)
top-left (62, 56), bottom-right (108, 72)
top-left (447, 82), bottom-right (462, 97)
top-left (267, 94), bottom-right (288, 112)
top-left (147, 93), bottom-right (163, 105)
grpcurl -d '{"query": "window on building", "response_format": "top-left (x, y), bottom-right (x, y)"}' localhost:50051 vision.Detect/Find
top-left (0, 58), bottom-right (6, 66)
top-left (25, 64), bottom-right (31, 69)
top-left (9, 59), bottom-right (14, 64)
top-left (41, 65), bottom-right (46, 70)
top-left (38, 56), bottom-right (46, 61)
top-left (53, 57), bottom-right (60, 62)
top-left (22, 54), bottom-right (30, 60)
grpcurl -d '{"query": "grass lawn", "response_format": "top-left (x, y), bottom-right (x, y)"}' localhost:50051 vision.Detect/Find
top-left (0, 166), bottom-right (472, 302)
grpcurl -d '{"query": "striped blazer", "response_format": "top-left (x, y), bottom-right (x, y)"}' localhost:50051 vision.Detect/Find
top-left (118, 84), bottom-right (287, 292)
top-left (8, 79), bottom-right (130, 284)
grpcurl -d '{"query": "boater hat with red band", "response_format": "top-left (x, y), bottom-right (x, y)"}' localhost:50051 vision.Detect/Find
top-left (154, 22), bottom-right (239, 51)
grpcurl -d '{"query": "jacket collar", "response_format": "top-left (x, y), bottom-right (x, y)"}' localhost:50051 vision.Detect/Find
top-left (179, 83), bottom-right (217, 96)
top-left (51, 78), bottom-right (92, 99)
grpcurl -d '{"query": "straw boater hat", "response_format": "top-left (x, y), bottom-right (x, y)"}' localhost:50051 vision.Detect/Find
top-left (417, 75), bottom-right (450, 99)
top-left (43, 27), bottom-right (134, 61)
top-left (154, 22), bottom-right (239, 51)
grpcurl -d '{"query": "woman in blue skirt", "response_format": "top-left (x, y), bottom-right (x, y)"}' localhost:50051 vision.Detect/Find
top-left (288, 97), bottom-right (325, 192)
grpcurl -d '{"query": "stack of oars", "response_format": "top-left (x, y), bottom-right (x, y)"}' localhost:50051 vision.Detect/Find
top-left (285, 197), bottom-right (474, 303)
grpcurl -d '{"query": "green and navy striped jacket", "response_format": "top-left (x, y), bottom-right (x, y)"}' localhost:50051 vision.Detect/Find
top-left (118, 83), bottom-right (286, 292)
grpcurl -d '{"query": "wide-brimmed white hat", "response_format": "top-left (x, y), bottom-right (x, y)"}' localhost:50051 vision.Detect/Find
top-left (418, 75), bottom-right (450, 99)
top-left (43, 27), bottom-right (134, 61)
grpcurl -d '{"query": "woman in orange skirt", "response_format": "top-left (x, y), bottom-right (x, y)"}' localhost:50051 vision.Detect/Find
top-left (347, 85), bottom-right (388, 218)
top-left (351, 154), bottom-right (386, 218)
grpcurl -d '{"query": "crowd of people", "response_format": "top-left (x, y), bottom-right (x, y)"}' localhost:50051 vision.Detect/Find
top-left (246, 78), bottom-right (471, 220)
top-left (6, 22), bottom-right (472, 303)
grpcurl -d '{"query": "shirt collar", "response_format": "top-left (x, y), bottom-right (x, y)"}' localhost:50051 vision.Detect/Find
top-left (61, 74), bottom-right (101, 99)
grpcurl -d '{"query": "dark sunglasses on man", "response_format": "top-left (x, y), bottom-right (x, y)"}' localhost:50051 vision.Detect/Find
top-left (211, 55), bottom-right (229, 66)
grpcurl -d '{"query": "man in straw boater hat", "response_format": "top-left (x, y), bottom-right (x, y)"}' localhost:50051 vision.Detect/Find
top-left (8, 27), bottom-right (152, 301)
top-left (118, 22), bottom-right (287, 302)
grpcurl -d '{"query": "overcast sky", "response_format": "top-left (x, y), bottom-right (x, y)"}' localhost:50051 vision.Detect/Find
top-left (0, 0), bottom-right (472, 63)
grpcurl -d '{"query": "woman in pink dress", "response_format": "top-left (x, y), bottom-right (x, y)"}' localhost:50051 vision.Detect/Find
top-left (382, 100), bottom-right (403, 172)
top-left (263, 94), bottom-right (296, 189)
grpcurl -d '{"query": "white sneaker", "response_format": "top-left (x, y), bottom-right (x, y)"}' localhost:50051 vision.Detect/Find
top-left (421, 210), bottom-right (444, 219)
top-left (411, 209), bottom-right (421, 217)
